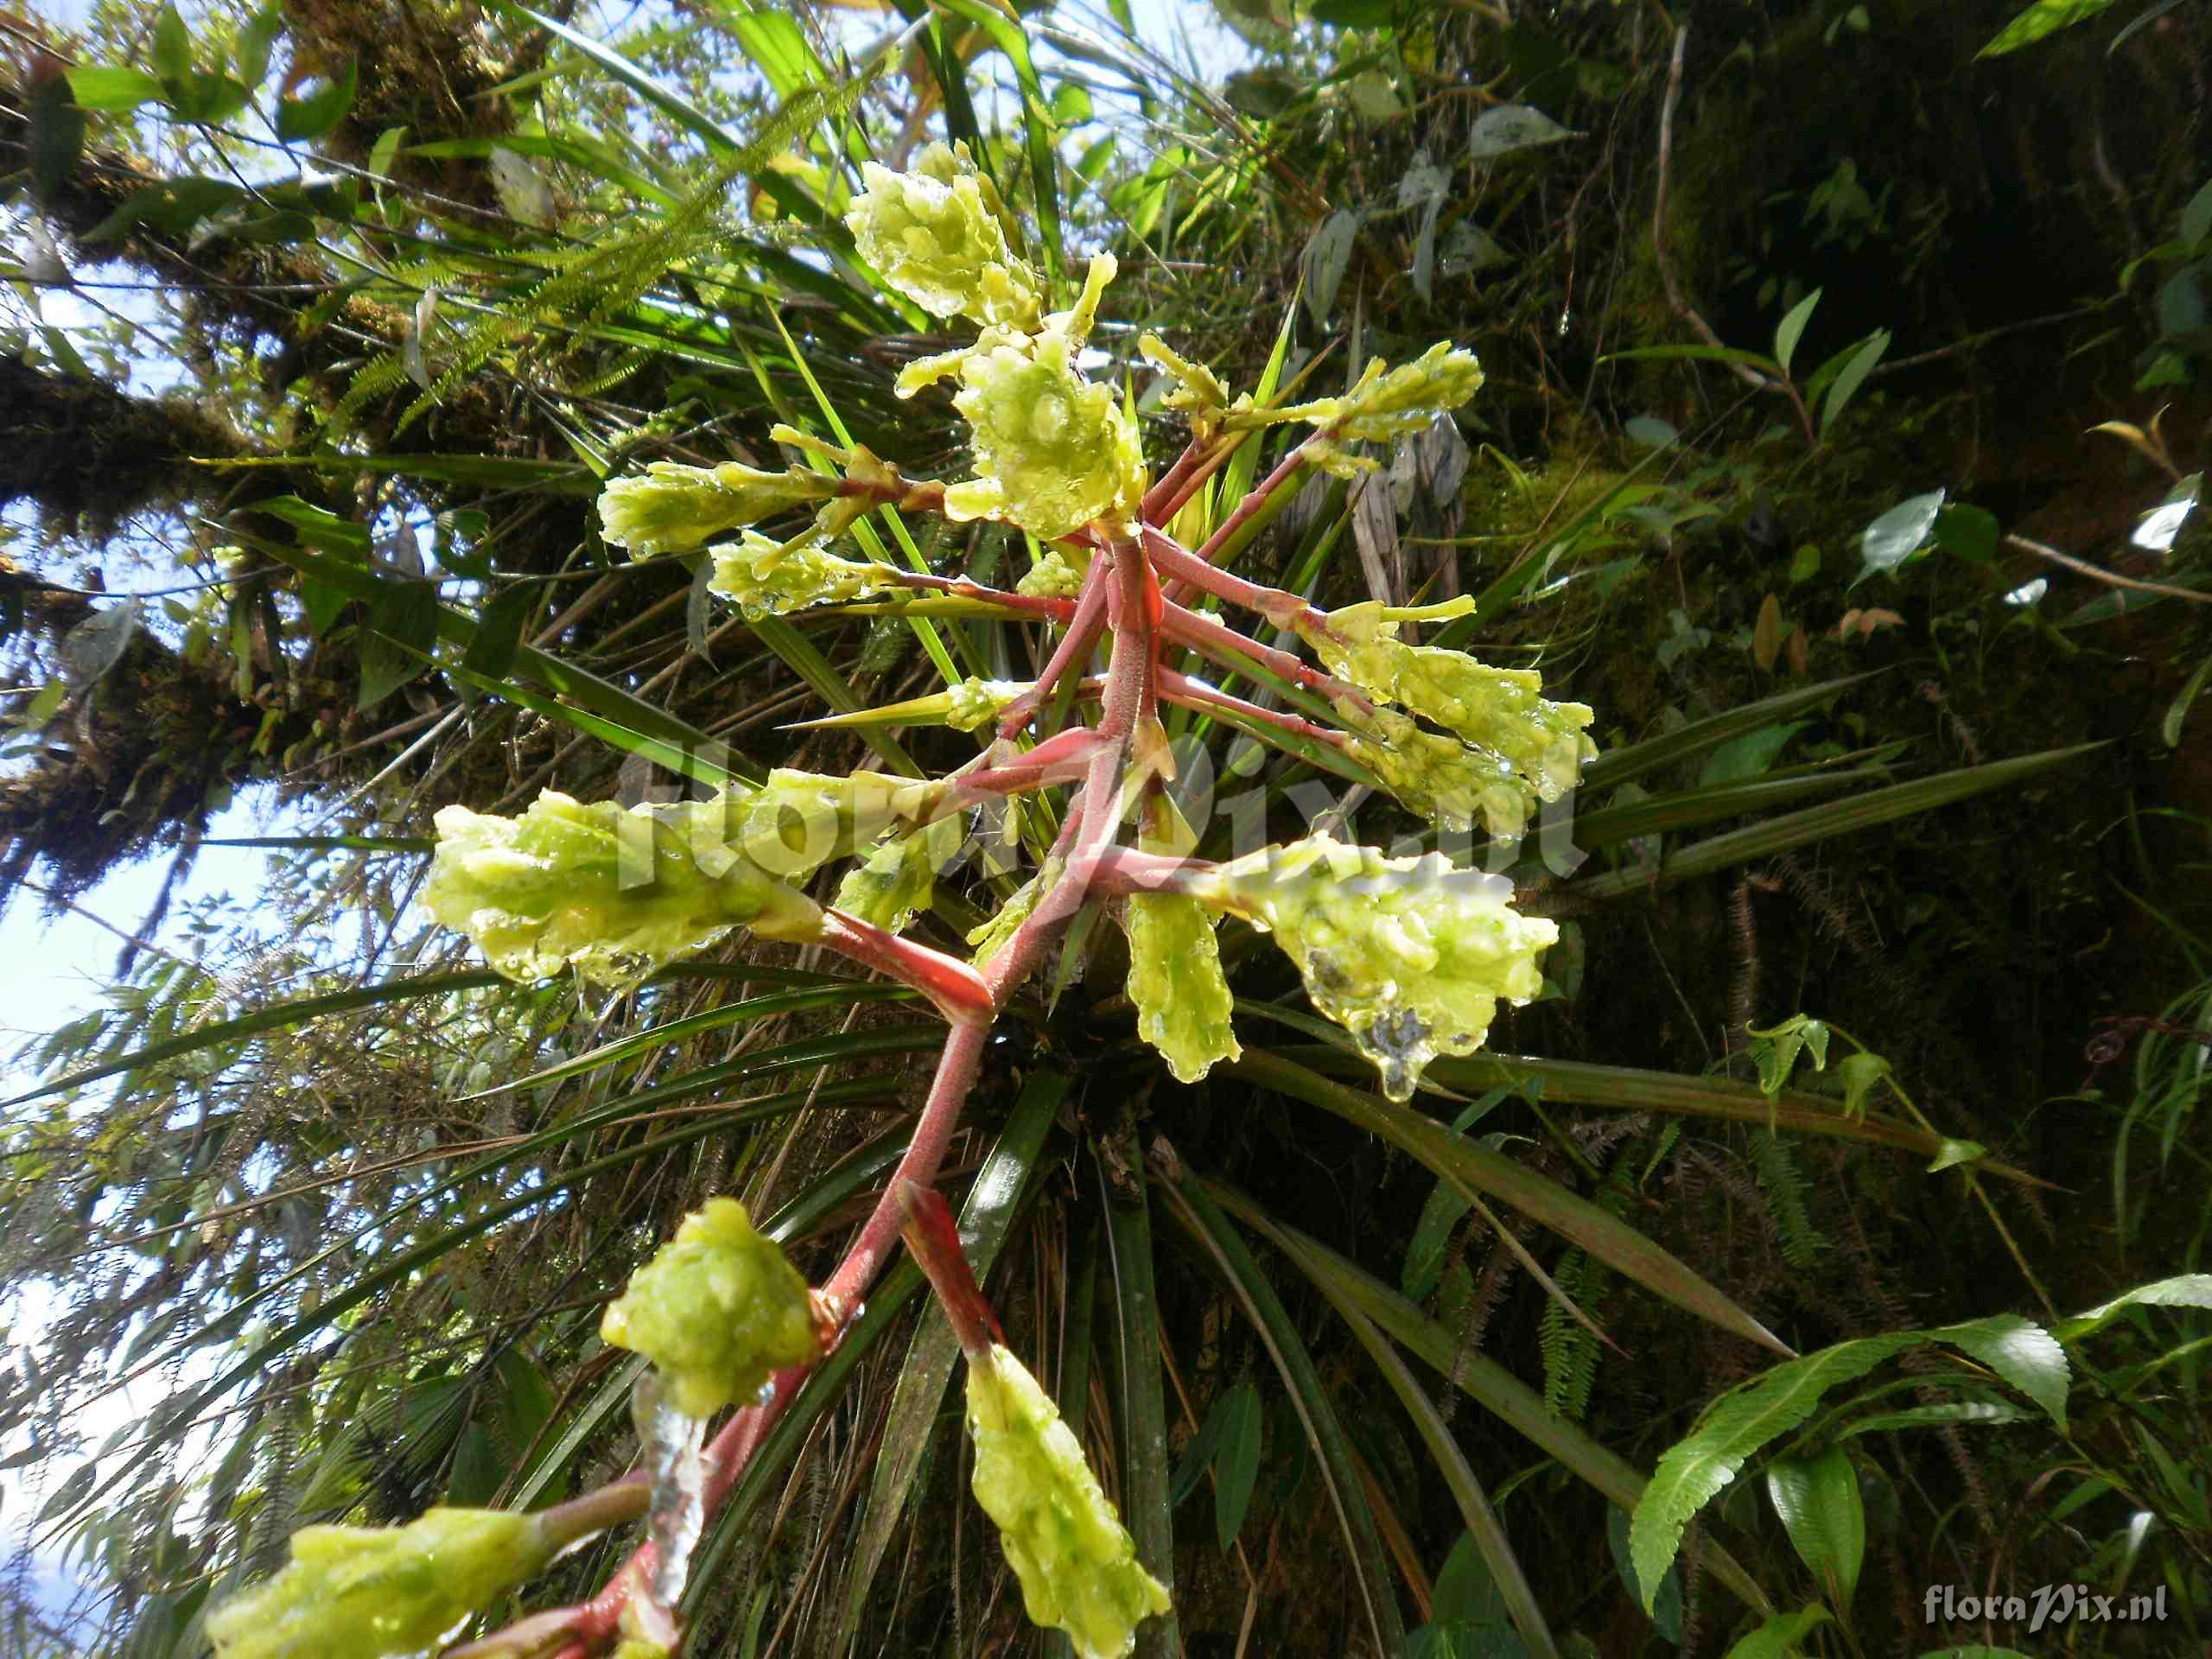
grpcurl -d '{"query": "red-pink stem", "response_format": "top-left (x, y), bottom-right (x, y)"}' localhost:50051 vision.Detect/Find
top-left (1157, 435), bottom-right (1318, 608)
top-left (879, 568), bottom-right (1077, 623)
top-left (1085, 844), bottom-right (1214, 898)
top-left (564, 1018), bottom-right (993, 1653)
top-left (1142, 525), bottom-right (1320, 631)
top-left (1156, 668), bottom-right (1351, 747)
top-left (524, 534), bottom-right (1176, 1659)
top-left (1145, 434), bottom-right (1239, 531)
top-left (1140, 435), bottom-right (1211, 523)
top-left (1160, 600), bottom-right (1370, 711)
top-left (954, 727), bottom-right (1108, 801)
top-left (995, 557), bottom-right (1113, 738)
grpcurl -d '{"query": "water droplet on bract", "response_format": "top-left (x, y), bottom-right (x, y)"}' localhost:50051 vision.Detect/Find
top-left (852, 1300), bottom-right (867, 1322)
top-left (755, 1378), bottom-right (777, 1408)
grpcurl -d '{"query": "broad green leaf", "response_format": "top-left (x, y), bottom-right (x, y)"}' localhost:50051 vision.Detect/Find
top-left (153, 3), bottom-right (192, 82)
top-left (1605, 1504), bottom-right (1684, 1641)
top-left (1723, 1605), bottom-right (1832, 1659)
top-left (1943, 1314), bottom-right (2069, 1428)
top-left (1933, 502), bottom-right (1999, 563)
top-left (1773, 289), bottom-right (1821, 376)
top-left (1630, 1314), bottom-right (2065, 1606)
top-left (1980, 0), bottom-right (2121, 56)
top-left (1467, 105), bottom-right (1579, 160)
top-left (67, 65), bottom-right (167, 111)
top-left (1211, 1382), bottom-right (1262, 1551)
top-left (276, 62), bottom-right (358, 143)
top-left (1765, 1446), bottom-right (1863, 1605)
top-left (1698, 722), bottom-right (1808, 787)
top-left (2056, 1273), bottom-right (2212, 1341)
top-left (1303, 208), bottom-right (1362, 328)
top-left (2162, 653), bottom-right (2212, 747)
top-left (357, 582), bottom-right (439, 709)
top-left (1858, 489), bottom-right (1944, 582)
top-left (1819, 331), bottom-right (1891, 437)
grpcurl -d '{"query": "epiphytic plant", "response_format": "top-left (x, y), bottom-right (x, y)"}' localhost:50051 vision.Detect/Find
top-left (204, 141), bottom-right (1598, 1659)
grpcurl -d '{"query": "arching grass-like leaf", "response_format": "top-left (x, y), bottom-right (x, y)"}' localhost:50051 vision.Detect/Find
top-left (1159, 1168), bottom-right (1403, 1655)
top-left (1332, 1295), bottom-right (1560, 1659)
top-left (1226, 1052), bottom-right (1794, 1357)
top-left (1567, 746), bottom-right (2106, 903)
top-left (1210, 1180), bottom-right (1777, 1619)
top-left (1108, 1161), bottom-right (1185, 1659)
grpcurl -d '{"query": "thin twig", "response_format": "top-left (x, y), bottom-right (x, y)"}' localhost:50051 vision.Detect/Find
top-left (2005, 533), bottom-right (2212, 607)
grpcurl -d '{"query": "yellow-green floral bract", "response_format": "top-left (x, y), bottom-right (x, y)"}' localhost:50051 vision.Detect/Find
top-left (1123, 801), bottom-right (1239, 1083)
top-left (945, 677), bottom-right (1027, 734)
top-left (967, 874), bottom-right (1039, 964)
top-left (709, 529), bottom-right (901, 620)
top-left (1198, 836), bottom-right (1557, 1102)
top-left (966, 1343), bottom-right (1172, 1659)
top-left (835, 815), bottom-right (963, 935)
top-left (596, 460), bottom-right (836, 558)
top-left (423, 791), bottom-right (826, 988)
top-left (1267, 342), bottom-right (1486, 446)
top-left (1332, 701), bottom-right (1535, 842)
top-left (1018, 549), bottom-right (1088, 599)
top-left (600, 1198), bottom-right (819, 1418)
top-left (1305, 602), bottom-right (1595, 836)
top-left (845, 143), bottom-right (1042, 329)
top-left (944, 330), bottom-right (1146, 539)
top-left (737, 766), bottom-right (948, 882)
top-left (205, 1507), bottom-right (548, 1659)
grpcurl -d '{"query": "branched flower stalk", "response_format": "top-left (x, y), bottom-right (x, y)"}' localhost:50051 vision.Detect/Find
top-left (212, 142), bottom-right (1598, 1659)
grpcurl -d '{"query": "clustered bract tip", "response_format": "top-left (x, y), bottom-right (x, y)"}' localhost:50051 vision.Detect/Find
top-left (709, 529), bottom-right (901, 620)
top-left (846, 143), bottom-right (1043, 330)
top-left (597, 460), bottom-right (836, 558)
top-left (206, 1507), bottom-right (548, 1659)
top-left (966, 1344), bottom-right (1173, 1659)
top-left (1198, 836), bottom-right (1556, 1101)
top-left (945, 330), bottom-right (1146, 540)
top-left (1305, 602), bottom-right (1595, 837)
top-left (600, 1198), bottom-right (820, 1418)
top-left (423, 791), bottom-right (828, 988)
top-left (1123, 801), bottom-right (1239, 1084)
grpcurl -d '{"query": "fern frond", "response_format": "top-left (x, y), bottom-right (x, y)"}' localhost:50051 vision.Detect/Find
top-left (1749, 1131), bottom-right (1827, 1269)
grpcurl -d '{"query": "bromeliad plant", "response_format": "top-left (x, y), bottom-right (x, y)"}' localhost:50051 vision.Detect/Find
top-left (207, 143), bottom-right (1600, 1659)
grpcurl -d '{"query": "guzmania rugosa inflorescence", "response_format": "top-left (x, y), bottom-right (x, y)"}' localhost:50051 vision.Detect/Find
top-left (210, 139), bottom-right (1595, 1659)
